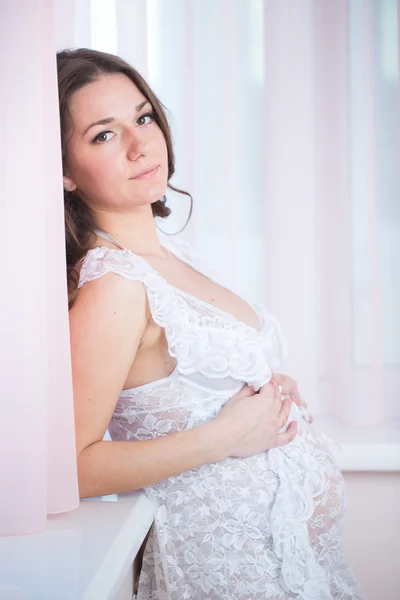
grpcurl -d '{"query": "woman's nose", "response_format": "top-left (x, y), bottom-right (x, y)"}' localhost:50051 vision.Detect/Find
top-left (126, 128), bottom-right (149, 159)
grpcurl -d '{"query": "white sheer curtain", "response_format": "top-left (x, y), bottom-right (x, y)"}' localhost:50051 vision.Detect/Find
top-left (135, 0), bottom-right (399, 428)
top-left (1, 0), bottom-right (398, 536)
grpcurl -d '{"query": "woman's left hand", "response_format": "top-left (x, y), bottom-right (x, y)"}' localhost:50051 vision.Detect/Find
top-left (270, 373), bottom-right (313, 424)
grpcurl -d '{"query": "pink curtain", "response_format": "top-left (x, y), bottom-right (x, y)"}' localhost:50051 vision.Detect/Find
top-left (0, 0), bottom-right (78, 536)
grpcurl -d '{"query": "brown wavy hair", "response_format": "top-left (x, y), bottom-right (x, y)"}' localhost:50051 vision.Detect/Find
top-left (56, 48), bottom-right (192, 309)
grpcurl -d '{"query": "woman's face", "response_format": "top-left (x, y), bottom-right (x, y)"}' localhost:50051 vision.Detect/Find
top-left (63, 73), bottom-right (168, 212)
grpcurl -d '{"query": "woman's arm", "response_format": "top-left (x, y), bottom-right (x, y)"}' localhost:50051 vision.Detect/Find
top-left (70, 272), bottom-right (227, 498)
top-left (78, 419), bottom-right (226, 498)
top-left (77, 386), bottom-right (296, 498)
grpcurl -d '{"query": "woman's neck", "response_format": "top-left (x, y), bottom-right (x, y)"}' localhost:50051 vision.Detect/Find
top-left (93, 207), bottom-right (167, 259)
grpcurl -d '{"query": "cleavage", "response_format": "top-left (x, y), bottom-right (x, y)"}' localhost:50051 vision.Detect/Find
top-left (148, 250), bottom-right (261, 331)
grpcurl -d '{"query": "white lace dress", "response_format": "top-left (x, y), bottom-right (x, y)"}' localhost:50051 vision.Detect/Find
top-left (77, 229), bottom-right (365, 600)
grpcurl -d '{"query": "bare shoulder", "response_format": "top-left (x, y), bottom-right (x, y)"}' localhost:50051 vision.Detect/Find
top-left (72, 266), bottom-right (147, 309)
top-left (69, 271), bottom-right (149, 456)
top-left (70, 270), bottom-right (150, 359)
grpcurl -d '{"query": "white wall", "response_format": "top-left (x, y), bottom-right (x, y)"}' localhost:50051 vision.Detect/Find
top-left (342, 472), bottom-right (400, 600)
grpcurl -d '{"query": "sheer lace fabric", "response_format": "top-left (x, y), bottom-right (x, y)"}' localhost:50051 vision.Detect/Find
top-left (78, 233), bottom-right (365, 600)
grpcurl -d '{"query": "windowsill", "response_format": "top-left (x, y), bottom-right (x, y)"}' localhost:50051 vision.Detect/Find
top-left (0, 491), bottom-right (154, 600)
top-left (313, 414), bottom-right (400, 472)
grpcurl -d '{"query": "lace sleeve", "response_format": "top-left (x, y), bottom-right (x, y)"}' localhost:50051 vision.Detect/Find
top-left (77, 247), bottom-right (151, 288)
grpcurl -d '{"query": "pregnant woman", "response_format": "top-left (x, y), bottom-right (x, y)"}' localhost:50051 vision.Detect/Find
top-left (60, 48), bottom-right (365, 599)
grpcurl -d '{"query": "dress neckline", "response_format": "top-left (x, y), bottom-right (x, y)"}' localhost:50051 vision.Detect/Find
top-left (90, 228), bottom-right (263, 334)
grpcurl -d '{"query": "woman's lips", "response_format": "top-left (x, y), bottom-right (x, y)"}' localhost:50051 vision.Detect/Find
top-left (131, 165), bottom-right (159, 180)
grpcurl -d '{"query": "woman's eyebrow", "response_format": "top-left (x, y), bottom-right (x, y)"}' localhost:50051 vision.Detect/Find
top-left (82, 99), bottom-right (151, 136)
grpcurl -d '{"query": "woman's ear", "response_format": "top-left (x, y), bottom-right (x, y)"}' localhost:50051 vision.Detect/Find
top-left (63, 175), bottom-right (77, 192)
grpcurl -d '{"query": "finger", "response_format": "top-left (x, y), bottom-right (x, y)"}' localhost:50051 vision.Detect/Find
top-left (274, 382), bottom-right (284, 406)
top-left (308, 414), bottom-right (313, 424)
top-left (259, 381), bottom-right (275, 400)
top-left (290, 394), bottom-right (303, 407)
top-left (272, 373), bottom-right (301, 403)
top-left (271, 376), bottom-right (287, 397)
top-left (238, 384), bottom-right (255, 398)
top-left (270, 373), bottom-right (285, 385)
top-left (291, 391), bottom-right (307, 407)
top-left (289, 385), bottom-right (302, 405)
top-left (245, 384), bottom-right (256, 396)
top-left (261, 379), bottom-right (277, 397)
top-left (276, 421), bottom-right (298, 446)
top-left (271, 372), bottom-right (291, 390)
top-left (270, 377), bottom-right (279, 391)
top-left (277, 396), bottom-right (292, 425)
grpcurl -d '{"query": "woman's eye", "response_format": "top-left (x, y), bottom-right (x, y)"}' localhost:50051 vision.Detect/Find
top-left (137, 111), bottom-right (155, 126)
top-left (92, 112), bottom-right (154, 143)
top-left (93, 131), bottom-right (114, 144)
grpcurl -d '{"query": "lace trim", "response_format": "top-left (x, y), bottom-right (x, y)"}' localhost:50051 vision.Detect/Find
top-left (78, 241), bottom-right (289, 390)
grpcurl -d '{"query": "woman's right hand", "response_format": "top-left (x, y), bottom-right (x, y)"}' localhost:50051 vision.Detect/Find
top-left (215, 381), bottom-right (298, 458)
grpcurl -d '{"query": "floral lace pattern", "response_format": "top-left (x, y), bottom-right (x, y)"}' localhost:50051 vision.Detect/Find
top-left (78, 233), bottom-right (365, 600)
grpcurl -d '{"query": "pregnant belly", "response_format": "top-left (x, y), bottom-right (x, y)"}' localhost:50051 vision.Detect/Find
top-left (147, 403), bottom-right (345, 544)
top-left (142, 411), bottom-right (347, 599)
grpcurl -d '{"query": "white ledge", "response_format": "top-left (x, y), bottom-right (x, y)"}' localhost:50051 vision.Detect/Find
top-left (313, 415), bottom-right (400, 472)
top-left (0, 491), bottom-right (154, 600)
